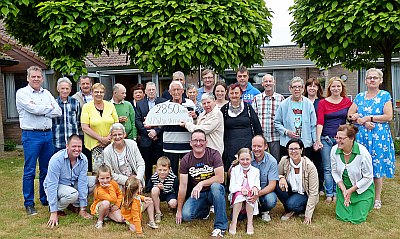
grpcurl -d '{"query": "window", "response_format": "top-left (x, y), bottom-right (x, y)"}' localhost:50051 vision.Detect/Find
top-left (274, 69), bottom-right (294, 96)
top-left (4, 73), bottom-right (26, 121)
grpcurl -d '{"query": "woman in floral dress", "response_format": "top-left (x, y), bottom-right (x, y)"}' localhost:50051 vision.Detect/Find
top-left (348, 68), bottom-right (396, 210)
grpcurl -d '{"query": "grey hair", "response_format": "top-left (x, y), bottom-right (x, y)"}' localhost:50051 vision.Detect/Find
top-left (263, 74), bottom-right (274, 81)
top-left (146, 82), bottom-right (156, 88)
top-left (366, 68), bottom-right (383, 78)
top-left (290, 77), bottom-right (304, 87)
top-left (169, 81), bottom-right (183, 90)
top-left (201, 93), bottom-right (215, 101)
top-left (109, 122), bottom-right (126, 134)
top-left (172, 71), bottom-right (185, 80)
top-left (186, 84), bottom-right (198, 92)
top-left (57, 77), bottom-right (72, 88)
top-left (27, 66), bottom-right (43, 78)
top-left (112, 83), bottom-right (125, 93)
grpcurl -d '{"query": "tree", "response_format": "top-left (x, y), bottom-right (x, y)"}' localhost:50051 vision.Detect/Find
top-left (290, 0), bottom-right (400, 93)
top-left (2, 0), bottom-right (272, 79)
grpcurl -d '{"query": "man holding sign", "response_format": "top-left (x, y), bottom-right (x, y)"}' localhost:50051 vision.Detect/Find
top-left (163, 81), bottom-right (196, 175)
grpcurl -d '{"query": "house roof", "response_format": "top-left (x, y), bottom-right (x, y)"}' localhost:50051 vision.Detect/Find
top-left (85, 51), bottom-right (131, 67)
top-left (0, 52), bottom-right (19, 66)
top-left (0, 20), bottom-right (45, 65)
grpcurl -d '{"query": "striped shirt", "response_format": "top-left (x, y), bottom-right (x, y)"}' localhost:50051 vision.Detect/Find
top-left (148, 171), bottom-right (178, 194)
top-left (52, 96), bottom-right (81, 148)
top-left (252, 92), bottom-right (285, 142)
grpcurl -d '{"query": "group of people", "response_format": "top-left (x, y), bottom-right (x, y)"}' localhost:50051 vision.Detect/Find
top-left (16, 65), bottom-right (396, 238)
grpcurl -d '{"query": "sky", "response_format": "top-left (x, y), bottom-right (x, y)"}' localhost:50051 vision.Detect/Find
top-left (266, 0), bottom-right (294, 46)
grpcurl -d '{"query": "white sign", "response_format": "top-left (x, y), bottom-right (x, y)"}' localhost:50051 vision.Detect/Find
top-left (144, 102), bottom-right (193, 126)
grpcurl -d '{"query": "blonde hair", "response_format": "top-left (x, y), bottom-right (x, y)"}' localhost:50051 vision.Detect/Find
top-left (237, 148), bottom-right (251, 159)
top-left (122, 178), bottom-right (141, 209)
top-left (156, 156), bottom-right (171, 168)
top-left (326, 77), bottom-right (347, 97)
top-left (92, 83), bottom-right (105, 92)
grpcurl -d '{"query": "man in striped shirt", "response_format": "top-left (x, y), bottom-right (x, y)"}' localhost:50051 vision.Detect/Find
top-left (252, 74), bottom-right (285, 161)
top-left (52, 77), bottom-right (81, 153)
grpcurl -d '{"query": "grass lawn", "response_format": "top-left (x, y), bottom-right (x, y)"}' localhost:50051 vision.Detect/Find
top-left (1, 149), bottom-right (399, 239)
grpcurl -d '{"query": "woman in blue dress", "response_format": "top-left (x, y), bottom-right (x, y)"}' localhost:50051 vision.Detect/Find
top-left (348, 68), bottom-right (396, 210)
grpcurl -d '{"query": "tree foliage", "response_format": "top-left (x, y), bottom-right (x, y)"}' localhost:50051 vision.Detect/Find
top-left (290, 0), bottom-right (400, 92)
top-left (2, 0), bottom-right (272, 80)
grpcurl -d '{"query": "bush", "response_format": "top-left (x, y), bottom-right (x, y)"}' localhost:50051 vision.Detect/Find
top-left (4, 140), bottom-right (16, 151)
top-left (394, 138), bottom-right (400, 155)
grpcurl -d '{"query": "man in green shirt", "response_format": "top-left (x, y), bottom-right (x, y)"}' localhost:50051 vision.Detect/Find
top-left (111, 83), bottom-right (137, 140)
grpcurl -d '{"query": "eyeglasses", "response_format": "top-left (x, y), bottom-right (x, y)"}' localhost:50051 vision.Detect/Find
top-left (290, 85), bottom-right (303, 89)
top-left (93, 91), bottom-right (104, 94)
top-left (288, 147), bottom-right (301, 152)
top-left (203, 76), bottom-right (214, 80)
top-left (191, 139), bottom-right (206, 144)
top-left (366, 76), bottom-right (380, 80)
top-left (334, 136), bottom-right (348, 141)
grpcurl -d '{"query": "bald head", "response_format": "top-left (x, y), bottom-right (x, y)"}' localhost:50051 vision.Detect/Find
top-left (112, 83), bottom-right (126, 102)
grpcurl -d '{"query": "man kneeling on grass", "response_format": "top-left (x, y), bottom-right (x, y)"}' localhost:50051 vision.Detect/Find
top-left (175, 129), bottom-right (228, 239)
top-left (44, 134), bottom-right (96, 227)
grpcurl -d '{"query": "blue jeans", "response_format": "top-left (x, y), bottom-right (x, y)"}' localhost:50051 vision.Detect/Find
top-left (321, 136), bottom-right (337, 197)
top-left (276, 184), bottom-right (308, 213)
top-left (22, 130), bottom-right (54, 207)
top-left (182, 183), bottom-right (228, 230)
top-left (259, 191), bottom-right (277, 212)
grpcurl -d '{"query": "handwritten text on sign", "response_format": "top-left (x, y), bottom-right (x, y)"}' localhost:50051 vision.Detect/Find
top-left (144, 102), bottom-right (193, 126)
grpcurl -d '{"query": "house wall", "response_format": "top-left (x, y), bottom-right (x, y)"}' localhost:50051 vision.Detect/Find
top-left (263, 45), bottom-right (306, 61)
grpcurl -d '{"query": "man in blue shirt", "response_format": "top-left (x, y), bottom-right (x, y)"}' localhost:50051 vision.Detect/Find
top-left (249, 135), bottom-right (279, 222)
top-left (44, 135), bottom-right (95, 227)
top-left (236, 66), bottom-right (261, 104)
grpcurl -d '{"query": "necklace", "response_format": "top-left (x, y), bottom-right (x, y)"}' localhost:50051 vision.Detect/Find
top-left (343, 150), bottom-right (352, 156)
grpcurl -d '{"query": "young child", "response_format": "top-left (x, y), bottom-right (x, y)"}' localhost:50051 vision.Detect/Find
top-left (228, 148), bottom-right (260, 235)
top-left (146, 156), bottom-right (178, 223)
top-left (121, 178), bottom-right (158, 236)
top-left (90, 164), bottom-right (124, 229)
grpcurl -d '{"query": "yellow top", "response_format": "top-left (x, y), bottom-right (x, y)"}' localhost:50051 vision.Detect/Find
top-left (81, 100), bottom-right (118, 150)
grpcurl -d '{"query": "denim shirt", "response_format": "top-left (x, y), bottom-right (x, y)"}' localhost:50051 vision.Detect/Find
top-left (251, 151), bottom-right (279, 189)
top-left (44, 149), bottom-right (89, 212)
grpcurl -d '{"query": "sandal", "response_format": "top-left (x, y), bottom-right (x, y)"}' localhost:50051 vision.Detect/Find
top-left (95, 221), bottom-right (103, 229)
top-left (374, 200), bottom-right (382, 209)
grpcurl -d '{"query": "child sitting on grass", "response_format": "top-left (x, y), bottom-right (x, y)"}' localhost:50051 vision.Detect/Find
top-left (146, 156), bottom-right (178, 223)
top-left (121, 178), bottom-right (158, 236)
top-left (228, 148), bottom-right (260, 235)
top-left (90, 164), bottom-right (124, 229)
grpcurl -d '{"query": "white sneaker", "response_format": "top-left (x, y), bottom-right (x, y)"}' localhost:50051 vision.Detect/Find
top-left (261, 211), bottom-right (271, 222)
top-left (210, 205), bottom-right (215, 213)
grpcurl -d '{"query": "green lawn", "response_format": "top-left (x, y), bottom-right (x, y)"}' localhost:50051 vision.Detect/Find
top-left (1, 149), bottom-right (399, 239)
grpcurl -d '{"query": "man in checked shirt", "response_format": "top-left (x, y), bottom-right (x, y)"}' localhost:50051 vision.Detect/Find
top-left (52, 77), bottom-right (81, 153)
top-left (252, 74), bottom-right (285, 162)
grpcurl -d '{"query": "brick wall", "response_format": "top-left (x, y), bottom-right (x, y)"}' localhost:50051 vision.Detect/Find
top-left (262, 45), bottom-right (306, 61)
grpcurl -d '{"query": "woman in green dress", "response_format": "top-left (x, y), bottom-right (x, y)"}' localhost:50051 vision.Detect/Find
top-left (330, 124), bottom-right (374, 224)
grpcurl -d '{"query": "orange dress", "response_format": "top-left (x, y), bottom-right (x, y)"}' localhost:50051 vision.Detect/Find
top-left (90, 180), bottom-right (122, 215)
top-left (121, 195), bottom-right (145, 234)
